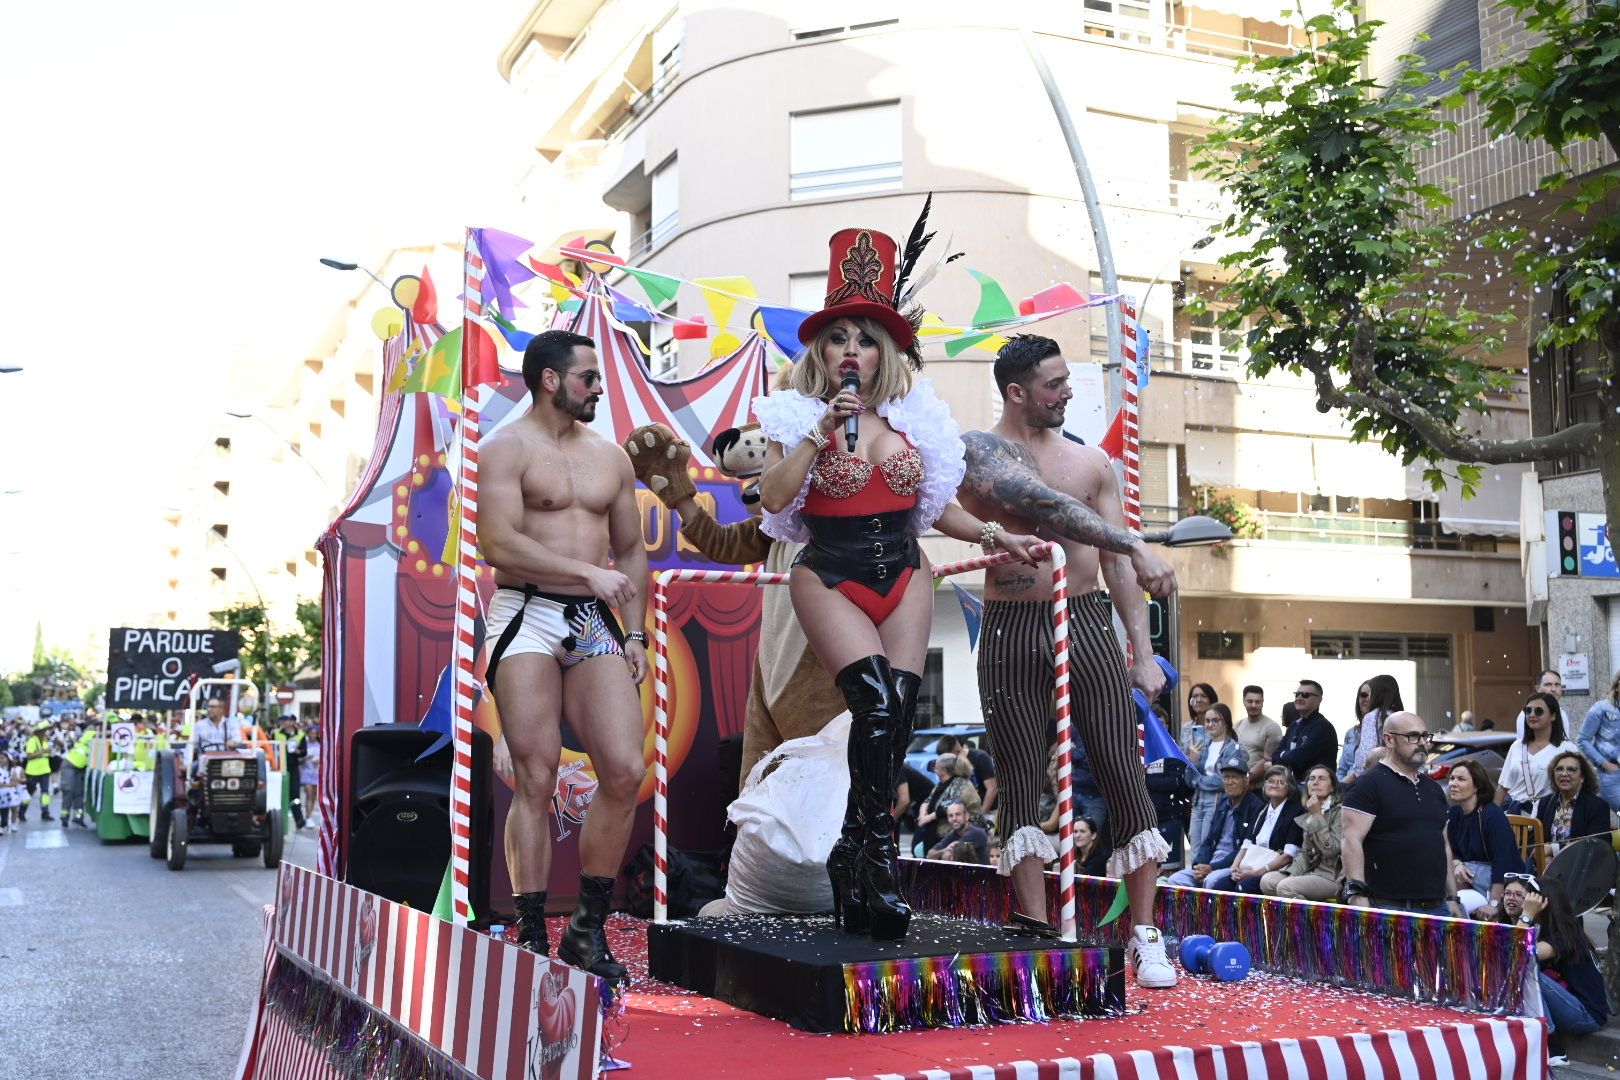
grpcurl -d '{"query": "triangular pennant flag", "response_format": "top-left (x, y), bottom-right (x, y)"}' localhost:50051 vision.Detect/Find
top-left (471, 227), bottom-right (538, 319)
top-left (694, 276), bottom-right (757, 333)
top-left (945, 331), bottom-right (995, 358)
top-left (415, 664), bottom-right (455, 761)
top-left (429, 859), bottom-right (472, 922)
top-left (1098, 408), bottom-right (1125, 461)
top-left (1095, 879), bottom-right (1130, 925)
top-left (462, 321), bottom-right (502, 393)
top-left (753, 305), bottom-right (809, 359)
top-left (400, 327), bottom-right (462, 398)
top-left (1139, 691), bottom-right (1194, 768)
top-left (965, 268), bottom-right (1016, 326)
top-left (950, 582), bottom-right (983, 651)
top-left (442, 484), bottom-right (461, 565)
top-left (626, 267), bottom-right (681, 307)
top-left (491, 312), bottom-right (534, 352)
top-left (413, 266), bottom-right (438, 325)
top-left (1136, 326), bottom-right (1151, 389)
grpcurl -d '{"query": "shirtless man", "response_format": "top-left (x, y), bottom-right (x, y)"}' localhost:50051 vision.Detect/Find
top-left (957, 334), bottom-right (1180, 988)
top-left (479, 329), bottom-right (649, 982)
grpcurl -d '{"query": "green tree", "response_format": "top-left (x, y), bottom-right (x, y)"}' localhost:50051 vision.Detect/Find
top-left (210, 600), bottom-right (322, 695)
top-left (0, 680), bottom-right (12, 709)
top-left (1194, 0), bottom-right (1618, 522)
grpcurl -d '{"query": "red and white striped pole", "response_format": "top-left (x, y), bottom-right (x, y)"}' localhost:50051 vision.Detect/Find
top-left (448, 230), bottom-right (488, 926)
top-left (1118, 297), bottom-right (1149, 766)
top-left (647, 547), bottom-right (1074, 935)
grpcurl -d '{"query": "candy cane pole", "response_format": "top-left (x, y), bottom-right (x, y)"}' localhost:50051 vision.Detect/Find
top-left (448, 231), bottom-right (488, 926)
top-left (1119, 297), bottom-right (1148, 766)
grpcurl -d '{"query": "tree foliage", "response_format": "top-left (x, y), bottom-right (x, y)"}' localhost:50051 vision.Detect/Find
top-left (1194, 0), bottom-right (1617, 518)
top-left (210, 599), bottom-right (322, 694)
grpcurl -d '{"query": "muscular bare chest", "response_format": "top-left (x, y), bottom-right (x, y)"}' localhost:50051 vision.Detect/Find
top-left (520, 447), bottom-right (617, 514)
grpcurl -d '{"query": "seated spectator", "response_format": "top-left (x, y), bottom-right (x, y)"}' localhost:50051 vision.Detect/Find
top-left (1535, 751), bottom-right (1610, 851)
top-left (1167, 763), bottom-right (1262, 890)
top-left (1497, 692), bottom-right (1579, 814)
top-left (1074, 815), bottom-right (1109, 877)
top-left (913, 755), bottom-right (982, 856)
top-left (1576, 670), bottom-right (1620, 813)
top-left (1187, 704), bottom-right (1248, 859)
top-left (1445, 759), bottom-right (1524, 918)
top-left (1262, 765), bottom-right (1343, 901)
top-left (894, 759), bottom-right (934, 835)
top-left (937, 839), bottom-right (981, 863)
top-left (987, 838), bottom-right (1002, 868)
top-left (1224, 764), bottom-right (1304, 894)
top-left (927, 801), bottom-right (989, 862)
top-left (1511, 875), bottom-right (1612, 1064)
top-left (936, 734), bottom-right (997, 813)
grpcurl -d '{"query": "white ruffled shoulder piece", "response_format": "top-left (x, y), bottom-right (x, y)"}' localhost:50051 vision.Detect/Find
top-left (751, 389), bottom-right (828, 543)
top-left (877, 378), bottom-right (966, 536)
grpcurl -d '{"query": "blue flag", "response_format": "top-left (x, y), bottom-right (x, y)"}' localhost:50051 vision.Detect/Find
top-left (1137, 326), bottom-right (1151, 389)
top-left (1135, 656), bottom-right (1190, 767)
top-left (416, 664), bottom-right (455, 761)
top-left (950, 582), bottom-right (984, 651)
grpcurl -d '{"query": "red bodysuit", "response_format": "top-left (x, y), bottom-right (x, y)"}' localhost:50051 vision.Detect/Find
top-left (797, 443), bottom-right (923, 624)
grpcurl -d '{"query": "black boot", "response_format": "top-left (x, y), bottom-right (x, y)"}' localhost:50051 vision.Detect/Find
top-left (888, 667), bottom-right (922, 778)
top-left (826, 786), bottom-right (867, 933)
top-left (558, 875), bottom-right (627, 982)
top-left (512, 891), bottom-right (550, 955)
top-left (835, 656), bottom-right (911, 940)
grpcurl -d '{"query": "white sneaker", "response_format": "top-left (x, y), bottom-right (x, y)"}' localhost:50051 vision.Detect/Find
top-left (1128, 925), bottom-right (1178, 989)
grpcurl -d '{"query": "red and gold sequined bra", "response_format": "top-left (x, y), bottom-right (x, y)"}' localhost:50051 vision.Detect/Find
top-left (804, 445), bottom-right (922, 515)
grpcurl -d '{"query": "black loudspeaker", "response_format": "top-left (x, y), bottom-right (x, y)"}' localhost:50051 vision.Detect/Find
top-left (348, 722), bottom-right (493, 916)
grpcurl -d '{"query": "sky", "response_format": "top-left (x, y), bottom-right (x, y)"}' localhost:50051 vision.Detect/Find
top-left (0, 0), bottom-right (532, 673)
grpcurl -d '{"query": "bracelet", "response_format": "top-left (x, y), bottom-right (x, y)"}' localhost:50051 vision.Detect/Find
top-left (625, 630), bottom-right (648, 645)
top-left (979, 520), bottom-right (1004, 555)
top-left (805, 425), bottom-right (829, 450)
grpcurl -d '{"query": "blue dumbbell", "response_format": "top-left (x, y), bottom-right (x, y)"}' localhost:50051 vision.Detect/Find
top-left (1207, 941), bottom-right (1252, 982)
top-left (1178, 934), bottom-right (1215, 974)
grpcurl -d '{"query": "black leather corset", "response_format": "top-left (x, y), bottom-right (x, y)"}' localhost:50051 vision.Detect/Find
top-left (794, 510), bottom-right (919, 595)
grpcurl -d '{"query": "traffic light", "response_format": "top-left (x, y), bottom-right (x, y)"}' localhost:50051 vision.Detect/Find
top-left (1554, 511), bottom-right (1579, 576)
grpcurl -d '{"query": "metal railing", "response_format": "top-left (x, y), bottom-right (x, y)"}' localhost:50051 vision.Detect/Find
top-left (1076, 10), bottom-right (1305, 61)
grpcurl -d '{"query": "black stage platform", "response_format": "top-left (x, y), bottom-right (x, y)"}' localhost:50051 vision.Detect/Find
top-left (647, 912), bottom-right (1126, 1034)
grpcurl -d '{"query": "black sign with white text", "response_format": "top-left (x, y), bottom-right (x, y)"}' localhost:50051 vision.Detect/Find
top-left (106, 627), bottom-right (242, 709)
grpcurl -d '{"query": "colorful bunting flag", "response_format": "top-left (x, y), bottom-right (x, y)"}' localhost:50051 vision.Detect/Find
top-left (965, 269), bottom-right (1016, 326)
top-left (950, 582), bottom-right (984, 650)
top-left (413, 267), bottom-right (438, 325)
top-left (471, 227), bottom-right (538, 319)
top-left (415, 663), bottom-right (456, 761)
top-left (462, 321), bottom-right (502, 393)
top-left (625, 267), bottom-right (681, 307)
top-left (399, 327), bottom-right (462, 398)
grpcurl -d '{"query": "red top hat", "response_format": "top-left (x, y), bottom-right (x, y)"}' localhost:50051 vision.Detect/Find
top-left (797, 228), bottom-right (916, 353)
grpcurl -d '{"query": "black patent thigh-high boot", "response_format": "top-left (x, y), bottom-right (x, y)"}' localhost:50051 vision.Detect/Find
top-left (835, 656), bottom-right (912, 940)
top-left (512, 891), bottom-right (549, 955)
top-left (558, 875), bottom-right (628, 983)
top-left (826, 783), bottom-right (868, 933)
top-left (888, 668), bottom-right (922, 779)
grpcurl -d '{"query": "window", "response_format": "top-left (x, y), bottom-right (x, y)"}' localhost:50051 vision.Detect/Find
top-left (1307, 494), bottom-right (1361, 516)
top-left (652, 16), bottom-right (683, 92)
top-left (650, 156), bottom-right (679, 248)
top-left (790, 103), bottom-right (901, 201)
top-left (1548, 325), bottom-right (1603, 476)
top-left (1196, 632), bottom-right (1245, 661)
top-left (651, 303), bottom-right (678, 377)
top-left (792, 12), bottom-right (899, 40)
top-left (1083, 0), bottom-right (1156, 45)
top-left (1187, 306), bottom-right (1247, 376)
top-left (1309, 632), bottom-right (1451, 660)
top-left (789, 272), bottom-right (827, 312)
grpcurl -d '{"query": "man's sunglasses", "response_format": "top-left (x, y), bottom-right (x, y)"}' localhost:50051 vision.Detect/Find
top-left (1294, 691), bottom-right (1320, 699)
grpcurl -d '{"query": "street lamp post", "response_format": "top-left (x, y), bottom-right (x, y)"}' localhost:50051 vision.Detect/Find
top-left (1138, 234), bottom-right (1216, 369)
top-left (319, 258), bottom-right (388, 290)
top-left (224, 411), bottom-right (328, 485)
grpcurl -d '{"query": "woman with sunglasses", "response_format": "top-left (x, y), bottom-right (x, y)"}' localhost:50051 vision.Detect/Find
top-left (1497, 691), bottom-right (1579, 814)
top-left (1577, 668), bottom-right (1620, 813)
top-left (1445, 759), bottom-right (1524, 918)
top-left (1534, 751), bottom-right (1609, 855)
top-left (1505, 875), bottom-right (1611, 1063)
top-left (1341, 675), bottom-right (1403, 788)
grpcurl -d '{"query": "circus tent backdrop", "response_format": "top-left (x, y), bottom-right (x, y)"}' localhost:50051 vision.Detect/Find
top-left (315, 277), bottom-right (773, 902)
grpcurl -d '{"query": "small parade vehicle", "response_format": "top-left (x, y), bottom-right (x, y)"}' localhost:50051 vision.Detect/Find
top-left (148, 741), bottom-right (284, 871)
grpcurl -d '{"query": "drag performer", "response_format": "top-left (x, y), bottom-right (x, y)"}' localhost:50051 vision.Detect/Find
top-left (479, 329), bottom-right (649, 982)
top-left (756, 216), bottom-right (1041, 941)
top-left (958, 334), bottom-right (1180, 988)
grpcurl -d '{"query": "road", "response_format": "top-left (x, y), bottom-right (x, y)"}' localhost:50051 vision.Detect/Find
top-left (0, 811), bottom-right (319, 1080)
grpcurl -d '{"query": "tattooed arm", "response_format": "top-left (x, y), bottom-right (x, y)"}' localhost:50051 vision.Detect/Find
top-left (960, 431), bottom-right (1177, 597)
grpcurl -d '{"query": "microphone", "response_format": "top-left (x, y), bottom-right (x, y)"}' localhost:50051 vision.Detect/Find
top-left (838, 359), bottom-right (860, 453)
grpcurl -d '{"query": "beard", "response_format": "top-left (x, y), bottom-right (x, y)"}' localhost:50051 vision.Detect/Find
top-left (552, 386), bottom-right (599, 421)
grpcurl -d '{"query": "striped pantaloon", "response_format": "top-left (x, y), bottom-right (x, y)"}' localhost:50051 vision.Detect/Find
top-left (977, 591), bottom-right (1165, 877)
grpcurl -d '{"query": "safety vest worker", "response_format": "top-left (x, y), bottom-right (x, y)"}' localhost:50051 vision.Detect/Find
top-left (22, 724), bottom-right (54, 822)
top-left (66, 729), bottom-right (95, 770)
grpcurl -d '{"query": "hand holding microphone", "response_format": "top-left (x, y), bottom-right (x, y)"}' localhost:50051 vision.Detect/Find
top-left (838, 359), bottom-right (862, 452)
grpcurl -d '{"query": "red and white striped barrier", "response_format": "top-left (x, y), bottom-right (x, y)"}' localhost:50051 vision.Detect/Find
top-left (832, 1015), bottom-right (1548, 1080)
top-left (240, 865), bottom-right (600, 1080)
top-left (649, 544), bottom-right (1081, 938)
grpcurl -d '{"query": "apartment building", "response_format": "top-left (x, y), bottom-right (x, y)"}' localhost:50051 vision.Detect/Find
top-left (483, 0), bottom-right (1541, 730)
top-left (1367, 0), bottom-right (1619, 721)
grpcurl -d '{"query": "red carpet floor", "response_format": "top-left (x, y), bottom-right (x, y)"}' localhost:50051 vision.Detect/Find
top-left (575, 916), bottom-right (1487, 1080)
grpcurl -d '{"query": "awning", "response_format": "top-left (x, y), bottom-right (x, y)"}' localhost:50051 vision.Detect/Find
top-left (1439, 462), bottom-right (1529, 537)
top-left (1185, 430), bottom-right (1411, 500)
